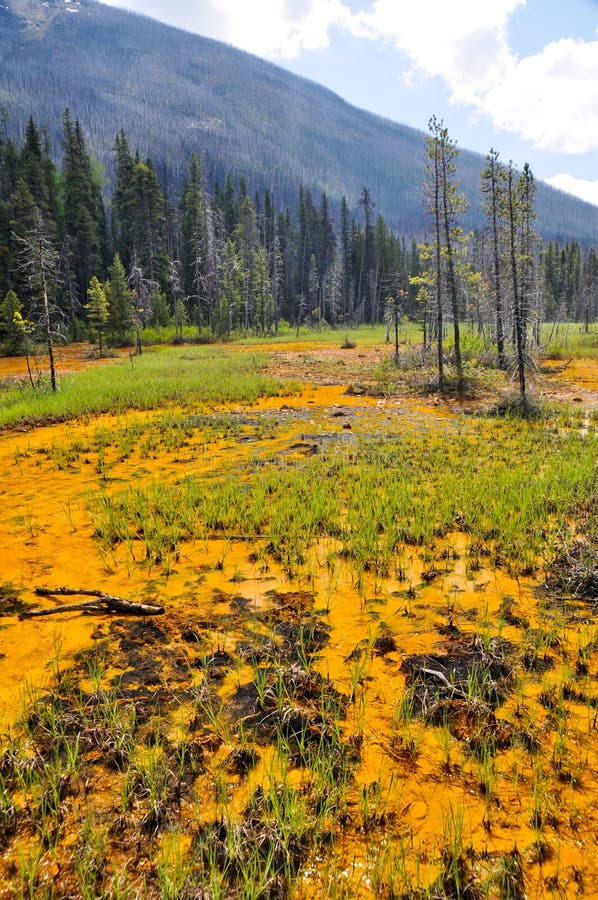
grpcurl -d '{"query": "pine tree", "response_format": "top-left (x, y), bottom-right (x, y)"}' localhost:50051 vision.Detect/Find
top-left (278, 208), bottom-right (298, 325)
top-left (0, 288), bottom-right (23, 352)
top-left (168, 257), bottom-right (186, 341)
top-left (182, 154), bottom-right (217, 330)
top-left (316, 193), bottom-right (336, 323)
top-left (20, 118), bottom-right (50, 216)
top-left (112, 129), bottom-right (136, 270)
top-left (425, 117), bottom-right (469, 389)
top-left (481, 149), bottom-right (507, 368)
top-left (253, 246), bottom-right (273, 334)
top-left (425, 117), bottom-right (445, 389)
top-left (339, 196), bottom-right (353, 324)
top-left (61, 110), bottom-right (107, 302)
top-left (234, 193), bottom-right (259, 330)
top-left (297, 185), bottom-right (314, 304)
top-left (504, 161), bottom-right (537, 402)
top-left (216, 238), bottom-right (242, 336)
top-left (85, 275), bottom-right (109, 352)
top-left (128, 251), bottom-right (156, 354)
top-left (358, 187), bottom-right (376, 322)
top-left (582, 248), bottom-right (598, 332)
top-left (129, 158), bottom-right (167, 285)
top-left (105, 253), bottom-right (132, 346)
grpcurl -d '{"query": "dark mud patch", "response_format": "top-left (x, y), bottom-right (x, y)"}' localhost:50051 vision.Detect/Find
top-left (0, 583), bottom-right (32, 617)
top-left (498, 595), bottom-right (529, 628)
top-left (193, 647), bottom-right (235, 681)
top-left (541, 496), bottom-right (598, 603)
top-left (108, 617), bottom-right (190, 691)
top-left (542, 538), bottom-right (598, 603)
top-left (373, 630), bottom-right (398, 656)
top-left (401, 634), bottom-right (515, 723)
top-left (110, 617), bottom-right (169, 647)
top-left (190, 805), bottom-right (311, 899)
top-left (234, 663), bottom-right (348, 750)
top-left (274, 618), bottom-right (331, 660)
top-left (223, 746), bottom-right (259, 776)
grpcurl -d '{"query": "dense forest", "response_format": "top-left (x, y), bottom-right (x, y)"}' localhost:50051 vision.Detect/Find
top-left (1, 111), bottom-right (597, 373)
top-left (2, 0), bottom-right (598, 243)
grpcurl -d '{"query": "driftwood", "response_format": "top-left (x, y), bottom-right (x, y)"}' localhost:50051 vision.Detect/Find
top-left (19, 587), bottom-right (164, 619)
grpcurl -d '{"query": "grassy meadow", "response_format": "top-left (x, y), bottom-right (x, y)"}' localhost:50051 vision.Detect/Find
top-left (0, 347), bottom-right (297, 429)
top-left (0, 336), bottom-right (597, 898)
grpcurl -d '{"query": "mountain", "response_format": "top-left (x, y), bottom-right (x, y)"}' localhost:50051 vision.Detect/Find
top-left (1, 0), bottom-right (598, 242)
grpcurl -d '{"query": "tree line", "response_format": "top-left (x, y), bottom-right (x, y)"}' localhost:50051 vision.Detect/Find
top-left (0, 110), bottom-right (596, 394)
top-left (420, 117), bottom-right (598, 399)
top-left (0, 112), bottom-right (422, 359)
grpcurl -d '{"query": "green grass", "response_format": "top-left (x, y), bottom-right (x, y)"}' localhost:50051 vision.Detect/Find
top-left (539, 321), bottom-right (598, 359)
top-left (99, 318), bottom-right (598, 360)
top-left (140, 320), bottom-right (424, 349)
top-left (89, 416), bottom-right (598, 578)
top-left (0, 347), bottom-right (297, 429)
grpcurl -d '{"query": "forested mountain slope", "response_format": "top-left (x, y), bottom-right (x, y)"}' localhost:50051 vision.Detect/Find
top-left (1, 0), bottom-right (597, 241)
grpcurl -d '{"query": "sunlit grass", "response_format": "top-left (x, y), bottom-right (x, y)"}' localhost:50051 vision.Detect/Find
top-left (539, 321), bottom-right (598, 358)
top-left (89, 416), bottom-right (598, 578)
top-left (2, 335), bottom-right (598, 896)
top-left (0, 347), bottom-right (297, 428)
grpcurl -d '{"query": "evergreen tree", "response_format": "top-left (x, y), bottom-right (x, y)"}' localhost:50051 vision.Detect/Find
top-left (297, 186), bottom-right (317, 305)
top-left (221, 173), bottom-right (237, 235)
top-left (105, 253), bottom-right (132, 346)
top-left (234, 193), bottom-right (259, 330)
top-left (253, 246), bottom-right (273, 334)
top-left (339, 196), bottom-right (353, 323)
top-left (85, 275), bottom-right (109, 352)
top-left (358, 187), bottom-right (376, 322)
top-left (425, 117), bottom-right (445, 388)
top-left (61, 110), bottom-right (107, 301)
top-left (542, 240), bottom-right (559, 321)
top-left (168, 257), bottom-right (186, 340)
top-left (217, 238), bottom-right (242, 336)
top-left (582, 248), bottom-right (598, 332)
top-left (425, 117), bottom-right (469, 389)
top-left (20, 118), bottom-right (50, 216)
top-left (112, 129), bottom-right (136, 270)
top-left (181, 153), bottom-right (217, 329)
top-left (128, 251), bottom-right (156, 354)
top-left (480, 149), bottom-right (507, 368)
top-left (0, 288), bottom-right (23, 353)
top-left (504, 161), bottom-right (538, 401)
top-left (278, 208), bottom-right (298, 324)
top-left (129, 158), bottom-right (167, 285)
top-left (316, 193), bottom-right (336, 323)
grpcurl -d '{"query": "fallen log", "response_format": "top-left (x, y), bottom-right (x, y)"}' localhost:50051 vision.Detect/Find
top-left (19, 588), bottom-right (164, 619)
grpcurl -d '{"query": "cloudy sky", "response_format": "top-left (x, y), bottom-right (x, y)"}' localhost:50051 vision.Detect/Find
top-left (100, 0), bottom-right (598, 206)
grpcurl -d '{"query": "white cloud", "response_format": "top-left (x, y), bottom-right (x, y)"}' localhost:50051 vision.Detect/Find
top-left (345, 1), bottom-right (598, 155)
top-left (347, 0), bottom-right (523, 106)
top-left (485, 39), bottom-right (598, 153)
top-left (545, 173), bottom-right (598, 208)
top-left (101, 0), bottom-right (352, 59)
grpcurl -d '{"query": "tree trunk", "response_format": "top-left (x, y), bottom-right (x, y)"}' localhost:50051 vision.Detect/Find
top-left (507, 169), bottom-right (526, 400)
top-left (40, 248), bottom-right (57, 393)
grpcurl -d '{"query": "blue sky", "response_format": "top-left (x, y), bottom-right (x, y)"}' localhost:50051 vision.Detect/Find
top-left (100, 0), bottom-right (598, 206)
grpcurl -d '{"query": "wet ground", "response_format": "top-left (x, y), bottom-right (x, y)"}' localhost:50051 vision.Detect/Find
top-left (0, 343), bottom-right (597, 897)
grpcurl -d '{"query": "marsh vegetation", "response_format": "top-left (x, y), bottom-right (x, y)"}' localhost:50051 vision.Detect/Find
top-left (0, 336), bottom-right (597, 898)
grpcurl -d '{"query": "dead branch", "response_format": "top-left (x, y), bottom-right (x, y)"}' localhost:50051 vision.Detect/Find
top-left (19, 588), bottom-right (164, 619)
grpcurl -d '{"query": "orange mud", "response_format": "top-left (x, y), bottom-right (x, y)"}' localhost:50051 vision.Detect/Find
top-left (541, 357), bottom-right (598, 406)
top-left (0, 347), bottom-right (598, 897)
top-left (0, 342), bottom-right (130, 383)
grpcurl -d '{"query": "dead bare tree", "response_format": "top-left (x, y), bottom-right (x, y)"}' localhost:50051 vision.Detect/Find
top-left (14, 209), bottom-right (63, 392)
